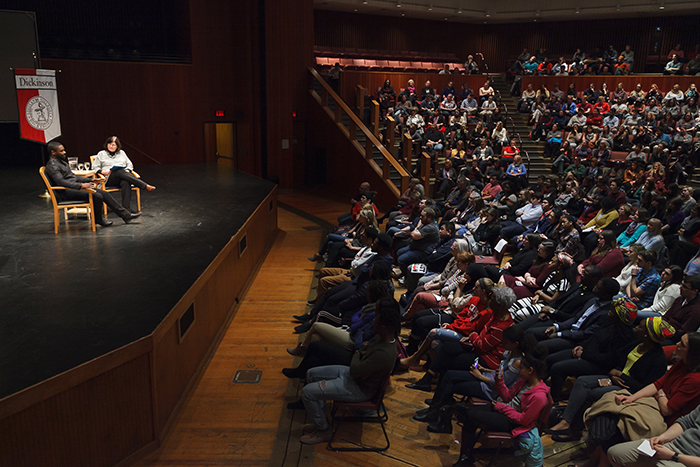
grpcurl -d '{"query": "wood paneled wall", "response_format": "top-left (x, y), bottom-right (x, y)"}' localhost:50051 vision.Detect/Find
top-left (0, 190), bottom-right (279, 467)
top-left (0, 354), bottom-right (153, 467)
top-left (36, 0), bottom-right (316, 188)
top-left (339, 71), bottom-right (489, 105)
top-left (315, 10), bottom-right (700, 74)
top-left (41, 0), bottom-right (260, 173)
top-left (522, 75), bottom-right (700, 96)
top-left (264, 0), bottom-right (315, 187)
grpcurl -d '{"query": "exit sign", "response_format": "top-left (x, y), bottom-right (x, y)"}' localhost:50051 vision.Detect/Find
top-left (215, 110), bottom-right (225, 117)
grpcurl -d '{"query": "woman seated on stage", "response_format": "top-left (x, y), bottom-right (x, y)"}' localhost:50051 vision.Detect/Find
top-left (91, 136), bottom-right (155, 213)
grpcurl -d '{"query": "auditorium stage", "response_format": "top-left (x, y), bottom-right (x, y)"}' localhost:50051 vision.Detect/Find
top-left (0, 164), bottom-right (277, 399)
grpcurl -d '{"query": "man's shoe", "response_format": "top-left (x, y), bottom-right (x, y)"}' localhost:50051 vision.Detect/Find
top-left (97, 218), bottom-right (113, 227)
top-left (300, 428), bottom-right (332, 445)
top-left (413, 410), bottom-right (439, 423)
top-left (282, 368), bottom-right (302, 379)
top-left (292, 313), bottom-right (311, 323)
top-left (286, 345), bottom-right (306, 357)
top-left (452, 454), bottom-right (476, 467)
top-left (405, 381), bottom-right (432, 392)
top-left (294, 321), bottom-right (312, 334)
top-left (286, 399), bottom-right (305, 409)
top-left (302, 423), bottom-right (317, 433)
top-left (123, 211), bottom-right (142, 223)
top-left (427, 416), bottom-right (453, 434)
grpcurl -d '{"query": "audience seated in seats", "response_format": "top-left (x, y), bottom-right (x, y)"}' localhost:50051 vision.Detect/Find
top-left (399, 277), bottom-right (494, 369)
top-left (517, 265), bottom-right (603, 333)
top-left (462, 207), bottom-right (502, 255)
top-left (308, 204), bottom-right (378, 266)
top-left (413, 326), bottom-right (537, 430)
top-left (502, 241), bottom-right (556, 299)
top-left (378, 178), bottom-right (423, 224)
top-left (615, 244), bottom-right (647, 290)
top-left (294, 297), bottom-right (401, 445)
top-left (507, 253), bottom-right (573, 323)
top-left (489, 181), bottom-right (518, 217)
top-left (524, 277), bottom-right (620, 353)
top-left (577, 229), bottom-right (624, 278)
top-left (396, 206), bottom-right (441, 277)
top-left (545, 316), bottom-right (672, 442)
top-left (488, 234), bottom-right (543, 282)
top-left (446, 344), bottom-right (550, 467)
top-left (658, 275), bottom-right (700, 344)
top-left (294, 236), bottom-right (393, 333)
top-left (583, 332), bottom-right (700, 467)
top-left (400, 239), bottom-right (470, 307)
top-left (622, 249), bottom-right (661, 311)
top-left (546, 297), bottom-right (637, 403)
top-left (308, 226), bottom-right (379, 306)
top-left (636, 265), bottom-right (683, 320)
top-left (633, 218), bottom-right (665, 255)
top-left (404, 285), bottom-right (516, 392)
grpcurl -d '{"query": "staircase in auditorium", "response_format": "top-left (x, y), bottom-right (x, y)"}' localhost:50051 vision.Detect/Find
top-left (308, 67), bottom-right (410, 198)
top-left (489, 75), bottom-right (549, 179)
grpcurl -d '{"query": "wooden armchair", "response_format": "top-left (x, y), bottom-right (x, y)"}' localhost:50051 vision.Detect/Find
top-left (90, 155), bottom-right (142, 213)
top-left (39, 166), bottom-right (96, 234)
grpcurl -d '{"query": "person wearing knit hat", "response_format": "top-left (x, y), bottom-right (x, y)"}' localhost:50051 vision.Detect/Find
top-left (545, 316), bottom-right (671, 442)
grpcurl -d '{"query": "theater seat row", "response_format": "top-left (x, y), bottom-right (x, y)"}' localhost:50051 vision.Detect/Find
top-left (316, 57), bottom-right (465, 73)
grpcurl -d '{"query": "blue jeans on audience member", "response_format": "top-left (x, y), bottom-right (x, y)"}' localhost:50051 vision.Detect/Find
top-left (500, 220), bottom-right (527, 240)
top-left (302, 365), bottom-right (368, 431)
top-left (397, 245), bottom-right (429, 275)
top-left (318, 233), bottom-right (347, 255)
top-left (429, 328), bottom-right (463, 343)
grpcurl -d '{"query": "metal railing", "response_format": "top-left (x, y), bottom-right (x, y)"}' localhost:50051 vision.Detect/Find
top-left (308, 67), bottom-right (409, 197)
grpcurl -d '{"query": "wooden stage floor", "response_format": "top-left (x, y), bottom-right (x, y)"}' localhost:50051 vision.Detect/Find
top-left (133, 190), bottom-right (589, 467)
top-left (0, 165), bottom-right (276, 399)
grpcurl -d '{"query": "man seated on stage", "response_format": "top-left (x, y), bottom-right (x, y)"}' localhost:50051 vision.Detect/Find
top-left (45, 141), bottom-right (141, 226)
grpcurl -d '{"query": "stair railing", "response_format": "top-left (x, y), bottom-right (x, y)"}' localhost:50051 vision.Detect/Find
top-left (309, 67), bottom-right (409, 197)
